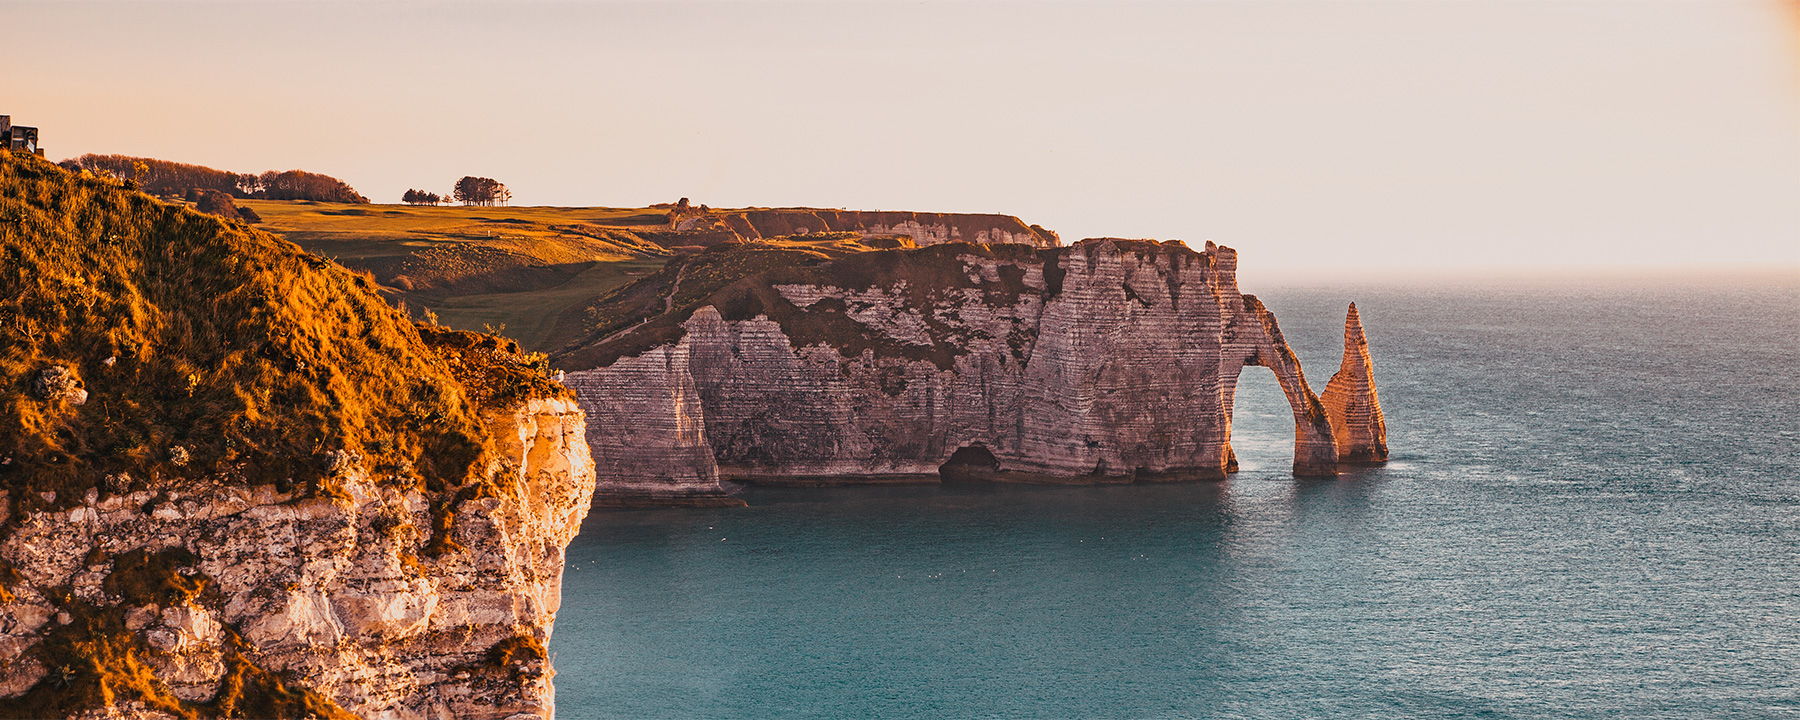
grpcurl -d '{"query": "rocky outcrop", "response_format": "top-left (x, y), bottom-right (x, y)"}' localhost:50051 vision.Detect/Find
top-left (1320, 303), bottom-right (1389, 464)
top-left (0, 398), bottom-right (595, 719)
top-left (672, 208), bottom-right (1059, 248)
top-left (30, 366), bottom-right (86, 406)
top-left (562, 239), bottom-right (1350, 504)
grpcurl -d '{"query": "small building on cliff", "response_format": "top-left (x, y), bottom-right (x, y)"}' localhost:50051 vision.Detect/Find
top-left (1, 115), bottom-right (43, 156)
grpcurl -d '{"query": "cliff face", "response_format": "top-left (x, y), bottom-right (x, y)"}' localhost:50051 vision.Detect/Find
top-left (0, 398), bottom-right (593, 719)
top-left (562, 345), bottom-right (743, 507)
top-left (561, 238), bottom-right (1346, 504)
top-left (1319, 303), bottom-right (1389, 464)
top-left (673, 209), bottom-right (1059, 248)
top-left (0, 152), bottom-right (597, 719)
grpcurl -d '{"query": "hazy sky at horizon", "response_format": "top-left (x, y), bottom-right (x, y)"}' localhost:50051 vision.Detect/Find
top-left (6, 0), bottom-right (1797, 281)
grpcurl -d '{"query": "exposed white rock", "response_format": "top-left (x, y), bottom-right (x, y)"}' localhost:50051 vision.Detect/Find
top-left (566, 239), bottom-right (1345, 505)
top-left (0, 397), bottom-right (596, 719)
top-left (1320, 303), bottom-right (1389, 464)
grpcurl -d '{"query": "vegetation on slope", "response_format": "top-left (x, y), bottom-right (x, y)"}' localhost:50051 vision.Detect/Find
top-left (250, 200), bottom-right (1051, 354)
top-left (0, 148), bottom-right (566, 514)
top-left (60, 154), bottom-right (367, 203)
top-left (552, 241), bottom-right (1065, 371)
top-left (551, 237), bottom-right (1220, 373)
top-left (246, 200), bottom-right (675, 350)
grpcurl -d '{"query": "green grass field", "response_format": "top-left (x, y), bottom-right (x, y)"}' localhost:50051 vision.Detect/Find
top-left (244, 200), bottom-right (682, 351)
top-left (245, 201), bottom-right (914, 353)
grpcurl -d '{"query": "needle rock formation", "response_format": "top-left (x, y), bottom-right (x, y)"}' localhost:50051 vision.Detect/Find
top-left (1319, 303), bottom-right (1389, 464)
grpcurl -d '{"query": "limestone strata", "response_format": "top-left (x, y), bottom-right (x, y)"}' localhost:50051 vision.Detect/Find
top-left (1320, 303), bottom-right (1389, 464)
top-left (562, 345), bottom-right (746, 507)
top-left (674, 209), bottom-right (1059, 247)
top-left (0, 398), bottom-right (596, 719)
top-left (563, 239), bottom-right (1348, 504)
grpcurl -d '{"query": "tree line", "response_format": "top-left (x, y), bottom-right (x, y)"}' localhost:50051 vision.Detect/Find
top-left (403, 177), bottom-right (512, 206)
top-left (59, 154), bottom-right (369, 203)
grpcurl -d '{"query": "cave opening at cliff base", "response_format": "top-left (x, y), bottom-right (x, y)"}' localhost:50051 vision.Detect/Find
top-left (938, 444), bottom-right (999, 483)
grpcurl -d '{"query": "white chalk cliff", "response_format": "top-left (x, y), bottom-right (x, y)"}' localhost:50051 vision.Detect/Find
top-left (562, 238), bottom-right (1370, 506)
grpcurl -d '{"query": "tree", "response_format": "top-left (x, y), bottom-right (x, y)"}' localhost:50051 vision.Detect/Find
top-left (257, 170), bottom-right (368, 203)
top-left (453, 176), bottom-right (507, 206)
top-left (66, 154), bottom-right (241, 197)
top-left (64, 154), bottom-right (371, 202)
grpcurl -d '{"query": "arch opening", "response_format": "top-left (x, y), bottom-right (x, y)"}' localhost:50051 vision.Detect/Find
top-left (1224, 367), bottom-right (1299, 475)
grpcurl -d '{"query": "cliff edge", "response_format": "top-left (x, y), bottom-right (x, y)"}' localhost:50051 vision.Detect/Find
top-left (0, 151), bottom-right (595, 718)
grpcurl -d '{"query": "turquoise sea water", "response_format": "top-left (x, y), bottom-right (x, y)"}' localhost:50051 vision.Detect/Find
top-left (550, 276), bottom-right (1799, 719)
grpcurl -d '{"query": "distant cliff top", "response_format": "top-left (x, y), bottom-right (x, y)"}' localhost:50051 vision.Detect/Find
top-left (670, 207), bottom-right (1059, 249)
top-left (551, 237), bottom-right (1202, 372)
top-left (0, 150), bottom-right (565, 517)
top-left (245, 199), bottom-right (1059, 352)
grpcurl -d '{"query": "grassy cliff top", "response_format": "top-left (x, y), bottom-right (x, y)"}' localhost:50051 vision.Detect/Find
top-left (552, 241), bottom-right (1058, 371)
top-left (0, 151), bottom-right (564, 514)
top-left (550, 238), bottom-right (1212, 372)
top-left (252, 200), bottom-right (1051, 352)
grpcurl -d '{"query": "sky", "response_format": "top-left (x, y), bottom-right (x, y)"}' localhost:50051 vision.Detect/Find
top-left (5, 0), bottom-right (1798, 282)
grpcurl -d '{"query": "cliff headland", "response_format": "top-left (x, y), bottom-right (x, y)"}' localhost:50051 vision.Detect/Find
top-left (556, 237), bottom-right (1387, 507)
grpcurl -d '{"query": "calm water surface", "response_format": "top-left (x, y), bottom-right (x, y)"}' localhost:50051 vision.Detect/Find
top-left (551, 276), bottom-right (1799, 719)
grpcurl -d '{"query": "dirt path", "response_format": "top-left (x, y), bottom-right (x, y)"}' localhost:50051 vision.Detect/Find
top-left (589, 259), bottom-right (689, 348)
top-left (664, 260), bottom-right (687, 313)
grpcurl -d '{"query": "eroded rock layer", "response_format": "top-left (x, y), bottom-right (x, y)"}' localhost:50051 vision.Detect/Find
top-left (1320, 303), bottom-right (1389, 464)
top-left (561, 238), bottom-right (1344, 504)
top-left (563, 345), bottom-right (746, 507)
top-left (0, 398), bottom-right (594, 720)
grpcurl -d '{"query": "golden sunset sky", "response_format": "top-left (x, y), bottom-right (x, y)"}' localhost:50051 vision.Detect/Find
top-left (6, 0), bottom-right (1797, 280)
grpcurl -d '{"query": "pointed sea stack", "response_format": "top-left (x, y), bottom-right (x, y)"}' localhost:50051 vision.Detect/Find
top-left (1319, 303), bottom-right (1389, 464)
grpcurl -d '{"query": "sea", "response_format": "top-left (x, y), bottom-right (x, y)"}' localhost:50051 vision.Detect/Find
top-left (549, 275), bottom-right (1799, 719)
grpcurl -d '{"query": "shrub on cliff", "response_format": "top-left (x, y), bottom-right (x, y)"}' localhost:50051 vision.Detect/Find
top-left (192, 189), bottom-right (241, 220)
